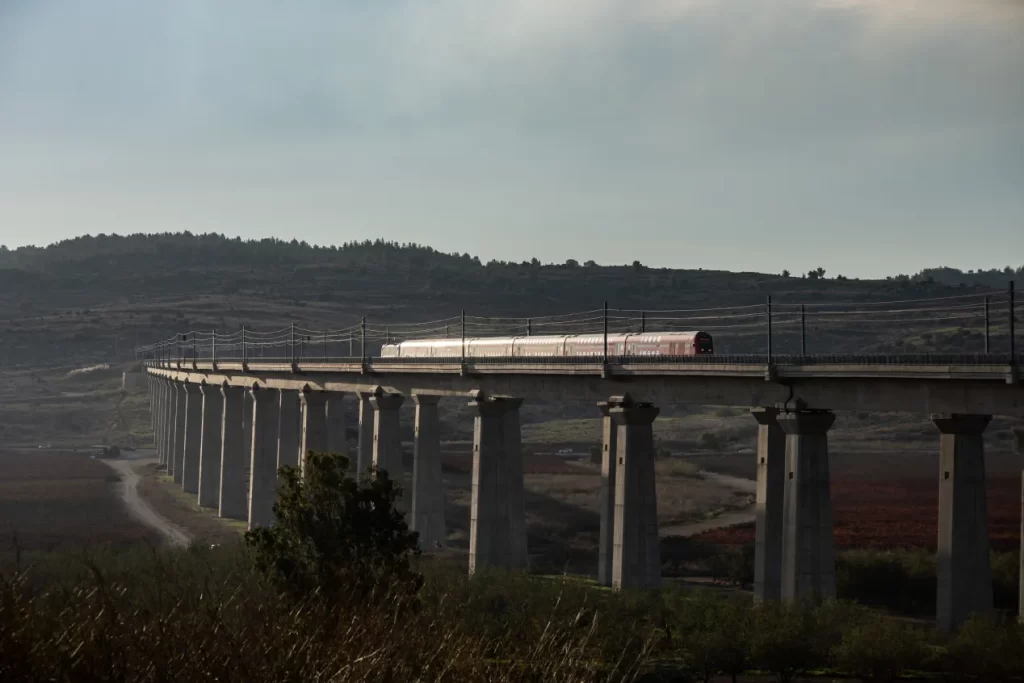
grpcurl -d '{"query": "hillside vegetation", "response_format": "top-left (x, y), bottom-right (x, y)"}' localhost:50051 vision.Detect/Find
top-left (0, 233), bottom-right (1019, 368)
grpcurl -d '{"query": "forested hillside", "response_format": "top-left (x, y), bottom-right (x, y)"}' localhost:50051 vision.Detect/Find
top-left (0, 233), bottom-right (1018, 367)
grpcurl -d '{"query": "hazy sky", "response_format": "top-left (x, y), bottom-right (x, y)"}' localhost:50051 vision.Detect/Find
top-left (1, 0), bottom-right (1021, 277)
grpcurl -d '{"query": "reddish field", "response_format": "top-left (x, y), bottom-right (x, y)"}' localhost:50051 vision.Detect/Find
top-left (0, 450), bottom-right (156, 555)
top-left (441, 452), bottom-right (590, 475)
top-left (697, 476), bottom-right (1021, 551)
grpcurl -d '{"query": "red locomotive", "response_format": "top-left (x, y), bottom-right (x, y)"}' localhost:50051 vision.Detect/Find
top-left (380, 331), bottom-right (713, 358)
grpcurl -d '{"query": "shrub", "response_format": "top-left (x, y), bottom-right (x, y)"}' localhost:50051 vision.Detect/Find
top-left (245, 452), bottom-right (422, 603)
top-left (836, 549), bottom-right (934, 615)
top-left (748, 601), bottom-right (822, 682)
top-left (671, 594), bottom-right (752, 683)
top-left (942, 614), bottom-right (1024, 681)
top-left (748, 600), bottom-right (863, 682)
top-left (708, 546), bottom-right (754, 588)
top-left (835, 618), bottom-right (927, 682)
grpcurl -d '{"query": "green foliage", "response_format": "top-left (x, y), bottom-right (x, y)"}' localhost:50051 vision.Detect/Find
top-left (708, 545), bottom-right (754, 588)
top-left (748, 599), bottom-right (863, 683)
top-left (244, 452), bottom-right (422, 602)
top-left (665, 592), bottom-right (752, 683)
top-left (837, 549), bottom-right (1020, 616)
top-left (942, 614), bottom-right (1024, 681)
top-left (835, 618), bottom-right (927, 682)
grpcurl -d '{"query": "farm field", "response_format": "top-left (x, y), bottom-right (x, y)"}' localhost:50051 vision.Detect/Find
top-left (0, 449), bottom-right (157, 560)
top-left (695, 449), bottom-right (1022, 550)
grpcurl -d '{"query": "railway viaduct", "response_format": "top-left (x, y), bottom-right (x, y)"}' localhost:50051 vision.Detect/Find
top-left (144, 356), bottom-right (1024, 632)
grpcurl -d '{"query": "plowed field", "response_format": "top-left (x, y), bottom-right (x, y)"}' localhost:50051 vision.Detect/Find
top-left (697, 476), bottom-right (1021, 550)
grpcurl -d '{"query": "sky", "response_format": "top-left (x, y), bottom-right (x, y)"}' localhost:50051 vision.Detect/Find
top-left (0, 0), bottom-right (1021, 278)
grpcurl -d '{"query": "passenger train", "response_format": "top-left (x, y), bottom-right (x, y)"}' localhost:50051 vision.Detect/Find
top-left (380, 331), bottom-right (714, 358)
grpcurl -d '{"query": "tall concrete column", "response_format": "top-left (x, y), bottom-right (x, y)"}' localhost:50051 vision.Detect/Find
top-left (469, 396), bottom-right (509, 575)
top-left (151, 379), bottom-right (158, 433)
top-left (371, 392), bottom-right (405, 480)
top-left (300, 388), bottom-right (328, 472)
top-left (181, 384), bottom-right (203, 494)
top-left (158, 379), bottom-right (170, 465)
top-left (610, 396), bottom-right (661, 590)
top-left (503, 398), bottom-right (528, 569)
top-left (412, 395), bottom-right (445, 551)
top-left (149, 378), bottom-right (156, 447)
top-left (242, 389), bottom-right (253, 509)
top-left (197, 383), bottom-right (224, 509)
top-left (752, 407), bottom-right (786, 602)
top-left (219, 385), bottom-right (248, 520)
top-left (597, 400), bottom-right (619, 587)
top-left (249, 387), bottom-right (280, 530)
top-left (326, 393), bottom-right (348, 463)
top-left (468, 395), bottom-right (528, 574)
top-left (171, 382), bottom-right (186, 482)
top-left (154, 379), bottom-right (165, 464)
top-left (933, 413), bottom-right (993, 632)
top-left (1015, 426), bottom-right (1024, 624)
top-left (778, 410), bottom-right (837, 602)
top-left (357, 391), bottom-right (375, 477)
top-left (277, 390), bottom-right (301, 470)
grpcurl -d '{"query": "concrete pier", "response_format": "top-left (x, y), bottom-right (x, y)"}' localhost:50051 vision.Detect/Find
top-left (198, 382), bottom-right (224, 508)
top-left (778, 410), bottom-right (836, 602)
top-left (152, 379), bottom-right (161, 462)
top-left (610, 395), bottom-right (661, 590)
top-left (933, 413), bottom-right (993, 632)
top-left (277, 390), bottom-right (301, 469)
top-left (300, 389), bottom-right (328, 472)
top-left (168, 385), bottom-right (183, 481)
top-left (219, 385), bottom-right (248, 520)
top-left (1015, 426), bottom-right (1024, 624)
top-left (370, 391), bottom-right (405, 480)
top-left (412, 395), bottom-right (445, 551)
top-left (242, 389), bottom-right (253, 509)
top-left (469, 396), bottom-right (528, 573)
top-left (171, 382), bottom-right (186, 481)
top-left (155, 379), bottom-right (166, 465)
top-left (326, 393), bottom-right (348, 463)
top-left (159, 379), bottom-right (171, 466)
top-left (752, 407), bottom-right (786, 602)
top-left (357, 391), bottom-right (375, 477)
top-left (181, 384), bottom-right (203, 494)
top-left (503, 398), bottom-right (528, 569)
top-left (249, 387), bottom-right (280, 529)
top-left (597, 400), bottom-right (619, 587)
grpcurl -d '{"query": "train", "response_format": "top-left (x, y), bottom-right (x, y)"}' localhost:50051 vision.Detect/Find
top-left (379, 331), bottom-right (714, 358)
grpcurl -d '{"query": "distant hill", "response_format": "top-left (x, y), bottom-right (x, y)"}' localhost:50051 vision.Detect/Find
top-left (0, 233), bottom-right (1018, 367)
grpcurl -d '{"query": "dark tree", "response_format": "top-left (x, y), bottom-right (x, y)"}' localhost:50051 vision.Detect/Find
top-left (245, 452), bottom-right (422, 603)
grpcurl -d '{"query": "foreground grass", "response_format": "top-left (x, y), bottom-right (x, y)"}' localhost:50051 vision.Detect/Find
top-left (3, 544), bottom-right (1024, 682)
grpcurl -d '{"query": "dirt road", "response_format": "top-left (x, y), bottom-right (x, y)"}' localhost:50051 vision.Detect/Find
top-left (104, 456), bottom-right (191, 548)
top-left (660, 470), bottom-right (756, 538)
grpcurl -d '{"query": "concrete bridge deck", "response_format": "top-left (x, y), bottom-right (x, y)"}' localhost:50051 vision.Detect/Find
top-left (146, 358), bottom-right (1024, 418)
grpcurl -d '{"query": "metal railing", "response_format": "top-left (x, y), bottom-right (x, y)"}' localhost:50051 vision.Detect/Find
top-left (136, 284), bottom-right (1020, 368)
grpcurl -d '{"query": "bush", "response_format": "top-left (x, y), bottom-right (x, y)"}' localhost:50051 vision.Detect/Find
top-left (835, 618), bottom-right (927, 682)
top-left (837, 549), bottom-right (934, 615)
top-left (942, 614), bottom-right (1024, 681)
top-left (748, 601), bottom-right (824, 682)
top-left (837, 549), bottom-right (1020, 616)
top-left (245, 452), bottom-right (422, 603)
top-left (671, 594), bottom-right (752, 683)
top-left (748, 600), bottom-right (864, 682)
top-left (708, 546), bottom-right (754, 589)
